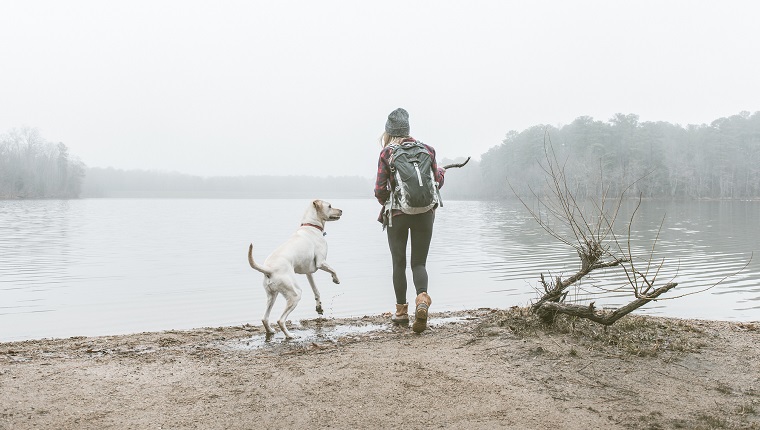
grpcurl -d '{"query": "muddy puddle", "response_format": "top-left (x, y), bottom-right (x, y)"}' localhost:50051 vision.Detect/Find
top-left (224, 314), bottom-right (475, 351)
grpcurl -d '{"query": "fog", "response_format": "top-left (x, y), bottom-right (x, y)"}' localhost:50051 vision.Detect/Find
top-left (1, 1), bottom-right (758, 179)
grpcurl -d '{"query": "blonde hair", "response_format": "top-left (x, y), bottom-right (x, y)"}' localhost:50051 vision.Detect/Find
top-left (379, 132), bottom-right (409, 148)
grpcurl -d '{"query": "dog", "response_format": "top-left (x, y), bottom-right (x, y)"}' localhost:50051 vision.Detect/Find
top-left (247, 199), bottom-right (342, 339)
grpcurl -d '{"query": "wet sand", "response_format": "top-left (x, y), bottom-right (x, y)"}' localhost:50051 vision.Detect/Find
top-left (1, 308), bottom-right (759, 429)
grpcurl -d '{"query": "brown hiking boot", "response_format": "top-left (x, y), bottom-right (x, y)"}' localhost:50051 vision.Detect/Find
top-left (391, 303), bottom-right (409, 324)
top-left (412, 292), bottom-right (432, 333)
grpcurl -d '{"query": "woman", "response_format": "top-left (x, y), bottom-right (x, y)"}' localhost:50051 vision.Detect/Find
top-left (374, 108), bottom-right (445, 333)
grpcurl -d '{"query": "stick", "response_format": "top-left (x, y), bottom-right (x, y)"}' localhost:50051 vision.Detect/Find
top-left (442, 157), bottom-right (471, 170)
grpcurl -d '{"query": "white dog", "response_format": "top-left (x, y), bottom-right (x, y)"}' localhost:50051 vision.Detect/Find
top-left (248, 199), bottom-right (342, 339)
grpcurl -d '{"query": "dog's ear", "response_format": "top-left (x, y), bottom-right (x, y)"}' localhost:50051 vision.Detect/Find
top-left (312, 199), bottom-right (321, 209)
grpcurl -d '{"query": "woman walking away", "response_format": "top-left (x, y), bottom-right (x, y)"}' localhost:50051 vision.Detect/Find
top-left (374, 108), bottom-right (445, 333)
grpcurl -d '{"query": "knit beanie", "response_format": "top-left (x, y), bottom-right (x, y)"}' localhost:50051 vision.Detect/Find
top-left (385, 108), bottom-right (410, 137)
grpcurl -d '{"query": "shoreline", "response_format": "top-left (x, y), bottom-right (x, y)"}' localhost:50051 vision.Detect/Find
top-left (4, 310), bottom-right (758, 345)
top-left (2, 308), bottom-right (759, 429)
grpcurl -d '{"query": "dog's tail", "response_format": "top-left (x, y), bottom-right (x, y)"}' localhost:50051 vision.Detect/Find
top-left (248, 244), bottom-right (273, 276)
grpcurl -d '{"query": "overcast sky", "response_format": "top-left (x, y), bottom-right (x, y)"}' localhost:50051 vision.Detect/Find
top-left (1, 1), bottom-right (758, 178)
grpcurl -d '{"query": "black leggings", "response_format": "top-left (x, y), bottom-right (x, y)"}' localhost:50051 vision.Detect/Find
top-left (386, 210), bottom-right (435, 304)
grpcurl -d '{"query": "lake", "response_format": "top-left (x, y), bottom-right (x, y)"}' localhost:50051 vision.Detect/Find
top-left (1, 198), bottom-right (758, 342)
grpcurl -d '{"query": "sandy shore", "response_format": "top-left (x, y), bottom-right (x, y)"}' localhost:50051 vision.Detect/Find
top-left (1, 308), bottom-right (759, 430)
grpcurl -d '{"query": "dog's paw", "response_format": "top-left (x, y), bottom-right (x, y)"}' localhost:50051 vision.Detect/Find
top-left (316, 305), bottom-right (324, 315)
top-left (332, 276), bottom-right (340, 284)
top-left (262, 321), bottom-right (276, 335)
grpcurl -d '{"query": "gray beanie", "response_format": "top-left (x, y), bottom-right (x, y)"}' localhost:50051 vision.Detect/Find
top-left (385, 108), bottom-right (410, 137)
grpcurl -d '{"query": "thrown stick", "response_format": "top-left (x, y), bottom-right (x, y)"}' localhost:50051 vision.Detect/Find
top-left (443, 157), bottom-right (471, 170)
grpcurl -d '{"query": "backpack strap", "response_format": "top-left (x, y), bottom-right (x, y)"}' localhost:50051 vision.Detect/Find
top-left (388, 143), bottom-right (398, 173)
top-left (385, 144), bottom-right (398, 229)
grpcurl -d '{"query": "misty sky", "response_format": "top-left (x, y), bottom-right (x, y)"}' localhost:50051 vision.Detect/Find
top-left (1, 1), bottom-right (758, 178)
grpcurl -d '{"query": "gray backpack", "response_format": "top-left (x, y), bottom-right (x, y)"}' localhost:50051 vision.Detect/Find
top-left (387, 141), bottom-right (442, 216)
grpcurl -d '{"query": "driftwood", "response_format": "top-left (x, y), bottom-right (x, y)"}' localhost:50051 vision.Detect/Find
top-left (442, 157), bottom-right (470, 170)
top-left (535, 282), bottom-right (678, 325)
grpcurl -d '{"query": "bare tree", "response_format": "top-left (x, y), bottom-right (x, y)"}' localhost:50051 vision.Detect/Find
top-left (0, 127), bottom-right (86, 199)
top-left (513, 135), bottom-right (688, 326)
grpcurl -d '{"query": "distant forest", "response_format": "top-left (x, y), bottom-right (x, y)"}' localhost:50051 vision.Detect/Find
top-left (479, 111), bottom-right (760, 200)
top-left (3, 111), bottom-right (759, 200)
top-left (81, 168), bottom-right (372, 199)
top-left (0, 128), bottom-right (86, 199)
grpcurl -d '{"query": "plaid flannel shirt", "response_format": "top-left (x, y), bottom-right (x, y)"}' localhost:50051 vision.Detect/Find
top-left (374, 138), bottom-right (445, 222)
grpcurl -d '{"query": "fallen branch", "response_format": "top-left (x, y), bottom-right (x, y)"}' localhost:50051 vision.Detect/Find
top-left (535, 282), bottom-right (678, 325)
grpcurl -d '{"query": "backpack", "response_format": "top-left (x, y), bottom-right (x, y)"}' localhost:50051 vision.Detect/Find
top-left (387, 141), bottom-right (442, 215)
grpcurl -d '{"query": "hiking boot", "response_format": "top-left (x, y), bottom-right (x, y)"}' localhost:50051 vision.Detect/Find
top-left (391, 303), bottom-right (409, 324)
top-left (412, 292), bottom-right (432, 333)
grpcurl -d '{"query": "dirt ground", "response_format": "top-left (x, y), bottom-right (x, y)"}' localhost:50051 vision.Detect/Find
top-left (1, 307), bottom-right (759, 430)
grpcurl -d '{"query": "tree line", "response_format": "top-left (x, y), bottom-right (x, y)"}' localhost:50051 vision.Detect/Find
top-left (478, 111), bottom-right (760, 200)
top-left (4, 111), bottom-right (759, 200)
top-left (81, 167), bottom-right (371, 199)
top-left (0, 128), bottom-right (86, 199)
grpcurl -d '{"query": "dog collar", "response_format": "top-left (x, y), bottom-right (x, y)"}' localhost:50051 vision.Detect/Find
top-left (301, 223), bottom-right (326, 236)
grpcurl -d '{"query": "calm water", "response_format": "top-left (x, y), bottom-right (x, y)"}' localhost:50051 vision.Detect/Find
top-left (1, 198), bottom-right (758, 342)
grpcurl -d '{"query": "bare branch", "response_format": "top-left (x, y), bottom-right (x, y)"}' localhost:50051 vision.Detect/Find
top-left (514, 132), bottom-right (719, 327)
